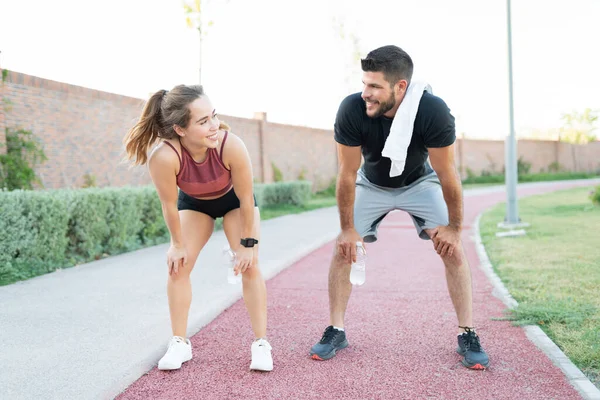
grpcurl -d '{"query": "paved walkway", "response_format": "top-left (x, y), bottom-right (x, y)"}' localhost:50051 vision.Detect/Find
top-left (1, 179), bottom-right (599, 399)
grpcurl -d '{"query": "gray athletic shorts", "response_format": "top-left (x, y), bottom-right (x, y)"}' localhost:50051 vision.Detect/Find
top-left (354, 168), bottom-right (449, 242)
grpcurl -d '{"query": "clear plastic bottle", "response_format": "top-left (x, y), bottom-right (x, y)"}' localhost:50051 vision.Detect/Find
top-left (223, 246), bottom-right (242, 284)
top-left (349, 241), bottom-right (366, 286)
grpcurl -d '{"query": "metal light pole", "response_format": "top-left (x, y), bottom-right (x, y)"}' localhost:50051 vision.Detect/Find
top-left (498, 0), bottom-right (528, 236)
top-left (505, 0), bottom-right (519, 224)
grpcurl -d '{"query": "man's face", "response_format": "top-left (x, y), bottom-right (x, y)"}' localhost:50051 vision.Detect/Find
top-left (361, 71), bottom-right (396, 118)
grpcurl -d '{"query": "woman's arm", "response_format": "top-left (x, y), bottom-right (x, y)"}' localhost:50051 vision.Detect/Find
top-left (225, 133), bottom-right (255, 238)
top-left (224, 133), bottom-right (256, 272)
top-left (148, 145), bottom-right (186, 273)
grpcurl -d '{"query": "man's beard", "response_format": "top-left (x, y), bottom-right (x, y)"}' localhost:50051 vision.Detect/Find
top-left (366, 91), bottom-right (395, 119)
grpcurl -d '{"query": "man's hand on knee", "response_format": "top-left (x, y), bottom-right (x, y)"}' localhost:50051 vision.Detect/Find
top-left (430, 225), bottom-right (461, 258)
top-left (336, 228), bottom-right (363, 264)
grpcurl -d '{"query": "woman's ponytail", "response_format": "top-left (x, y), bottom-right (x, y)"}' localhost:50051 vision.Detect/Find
top-left (123, 89), bottom-right (167, 166)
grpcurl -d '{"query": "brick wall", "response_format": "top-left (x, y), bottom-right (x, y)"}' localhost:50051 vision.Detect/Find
top-left (457, 138), bottom-right (600, 176)
top-left (263, 119), bottom-right (338, 188)
top-left (2, 71), bottom-right (149, 188)
top-left (1, 71), bottom-right (598, 192)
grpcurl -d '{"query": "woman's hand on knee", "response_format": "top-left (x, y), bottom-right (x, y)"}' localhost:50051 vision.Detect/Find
top-left (167, 244), bottom-right (187, 276)
top-left (234, 246), bottom-right (254, 275)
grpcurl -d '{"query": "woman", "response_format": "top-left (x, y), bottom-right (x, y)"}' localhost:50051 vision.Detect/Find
top-left (123, 84), bottom-right (272, 372)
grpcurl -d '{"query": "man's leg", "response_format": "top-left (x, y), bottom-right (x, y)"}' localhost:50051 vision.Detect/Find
top-left (328, 249), bottom-right (353, 328)
top-left (398, 173), bottom-right (489, 369)
top-left (311, 171), bottom-right (394, 360)
top-left (422, 232), bottom-right (473, 332)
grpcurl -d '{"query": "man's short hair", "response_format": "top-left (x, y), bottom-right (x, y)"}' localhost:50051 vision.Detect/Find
top-left (361, 45), bottom-right (414, 87)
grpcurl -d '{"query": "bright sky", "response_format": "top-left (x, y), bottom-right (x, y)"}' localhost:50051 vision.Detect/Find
top-left (1, 0), bottom-right (599, 139)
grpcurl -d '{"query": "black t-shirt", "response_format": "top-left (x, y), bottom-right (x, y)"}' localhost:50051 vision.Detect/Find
top-left (334, 91), bottom-right (456, 188)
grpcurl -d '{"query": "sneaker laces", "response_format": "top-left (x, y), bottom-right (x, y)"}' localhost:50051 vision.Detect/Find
top-left (254, 338), bottom-right (272, 351)
top-left (166, 336), bottom-right (186, 353)
top-left (459, 327), bottom-right (481, 352)
top-left (319, 326), bottom-right (339, 344)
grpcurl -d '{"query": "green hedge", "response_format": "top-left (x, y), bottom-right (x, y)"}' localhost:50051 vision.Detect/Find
top-left (0, 186), bottom-right (169, 285)
top-left (254, 180), bottom-right (312, 207)
top-left (0, 180), bottom-right (311, 286)
top-left (591, 186), bottom-right (600, 206)
top-left (462, 172), bottom-right (599, 185)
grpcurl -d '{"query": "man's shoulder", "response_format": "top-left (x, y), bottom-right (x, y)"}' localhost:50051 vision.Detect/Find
top-left (417, 92), bottom-right (451, 118)
top-left (338, 92), bottom-right (365, 114)
top-left (416, 92), bottom-right (450, 120)
top-left (334, 92), bottom-right (365, 145)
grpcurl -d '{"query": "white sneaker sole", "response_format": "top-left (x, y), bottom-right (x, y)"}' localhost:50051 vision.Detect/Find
top-left (158, 354), bottom-right (192, 370)
top-left (250, 354), bottom-right (273, 372)
top-left (250, 362), bottom-right (273, 372)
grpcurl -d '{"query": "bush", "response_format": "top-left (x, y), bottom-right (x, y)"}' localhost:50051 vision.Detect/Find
top-left (462, 171), bottom-right (599, 185)
top-left (0, 128), bottom-right (47, 190)
top-left (591, 186), bottom-right (600, 206)
top-left (20, 191), bottom-right (70, 276)
top-left (271, 162), bottom-right (283, 182)
top-left (0, 186), bottom-right (168, 286)
top-left (315, 178), bottom-right (336, 198)
top-left (103, 187), bottom-right (145, 254)
top-left (137, 186), bottom-right (169, 245)
top-left (64, 188), bottom-right (112, 262)
top-left (518, 172), bottom-right (597, 182)
top-left (0, 190), bottom-right (70, 283)
top-left (517, 156), bottom-right (532, 176)
top-left (0, 190), bottom-right (35, 283)
top-left (547, 162), bottom-right (563, 173)
top-left (255, 181), bottom-right (312, 207)
top-left (0, 180), bottom-right (315, 285)
top-left (462, 174), bottom-right (505, 185)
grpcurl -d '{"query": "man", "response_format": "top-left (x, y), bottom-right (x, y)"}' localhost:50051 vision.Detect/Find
top-left (309, 45), bottom-right (489, 370)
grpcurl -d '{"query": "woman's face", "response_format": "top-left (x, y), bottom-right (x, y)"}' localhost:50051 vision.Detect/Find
top-left (179, 96), bottom-right (220, 148)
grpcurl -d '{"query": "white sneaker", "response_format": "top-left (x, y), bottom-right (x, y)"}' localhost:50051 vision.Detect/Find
top-left (158, 336), bottom-right (192, 370)
top-left (249, 338), bottom-right (273, 371)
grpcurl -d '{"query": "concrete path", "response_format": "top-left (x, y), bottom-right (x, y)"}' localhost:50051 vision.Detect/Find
top-left (0, 208), bottom-right (340, 400)
top-left (1, 179), bottom-right (599, 399)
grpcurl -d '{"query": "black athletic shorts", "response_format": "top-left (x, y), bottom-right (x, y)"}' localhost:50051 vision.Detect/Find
top-left (177, 188), bottom-right (257, 219)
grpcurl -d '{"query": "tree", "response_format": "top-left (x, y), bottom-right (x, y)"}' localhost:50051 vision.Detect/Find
top-left (0, 128), bottom-right (47, 190)
top-left (331, 13), bottom-right (364, 93)
top-left (183, 0), bottom-right (205, 84)
top-left (0, 68), bottom-right (47, 190)
top-left (183, 0), bottom-right (227, 84)
top-left (559, 108), bottom-right (598, 144)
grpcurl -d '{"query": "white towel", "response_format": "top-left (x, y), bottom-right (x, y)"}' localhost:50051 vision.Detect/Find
top-left (381, 80), bottom-right (432, 177)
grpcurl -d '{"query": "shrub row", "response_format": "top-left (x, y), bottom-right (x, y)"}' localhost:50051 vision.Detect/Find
top-left (0, 181), bottom-right (312, 286)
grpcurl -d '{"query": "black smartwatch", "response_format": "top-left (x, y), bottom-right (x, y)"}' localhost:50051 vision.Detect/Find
top-left (240, 238), bottom-right (259, 248)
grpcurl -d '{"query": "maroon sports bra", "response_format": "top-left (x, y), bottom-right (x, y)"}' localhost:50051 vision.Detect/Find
top-left (163, 131), bottom-right (232, 198)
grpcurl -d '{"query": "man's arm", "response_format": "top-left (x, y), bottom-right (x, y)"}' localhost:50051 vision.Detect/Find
top-left (428, 144), bottom-right (463, 231)
top-left (336, 143), bottom-right (362, 230)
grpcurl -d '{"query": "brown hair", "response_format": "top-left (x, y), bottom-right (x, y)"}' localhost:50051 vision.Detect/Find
top-left (123, 84), bottom-right (230, 165)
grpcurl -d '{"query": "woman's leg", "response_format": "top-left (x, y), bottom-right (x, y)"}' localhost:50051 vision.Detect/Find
top-left (167, 210), bottom-right (214, 337)
top-left (222, 207), bottom-right (266, 339)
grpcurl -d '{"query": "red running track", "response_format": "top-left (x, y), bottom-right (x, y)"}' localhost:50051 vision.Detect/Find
top-left (118, 181), bottom-right (595, 400)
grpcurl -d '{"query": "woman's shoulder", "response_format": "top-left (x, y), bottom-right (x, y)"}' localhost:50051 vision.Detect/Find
top-left (220, 130), bottom-right (249, 169)
top-left (148, 139), bottom-right (181, 167)
top-left (222, 129), bottom-right (246, 150)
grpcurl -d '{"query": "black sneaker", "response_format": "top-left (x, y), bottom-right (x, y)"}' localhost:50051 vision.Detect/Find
top-left (310, 326), bottom-right (349, 360)
top-left (456, 328), bottom-right (490, 370)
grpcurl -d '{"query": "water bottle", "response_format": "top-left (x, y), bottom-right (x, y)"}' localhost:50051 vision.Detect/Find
top-left (223, 246), bottom-right (242, 284)
top-left (349, 241), bottom-right (366, 286)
